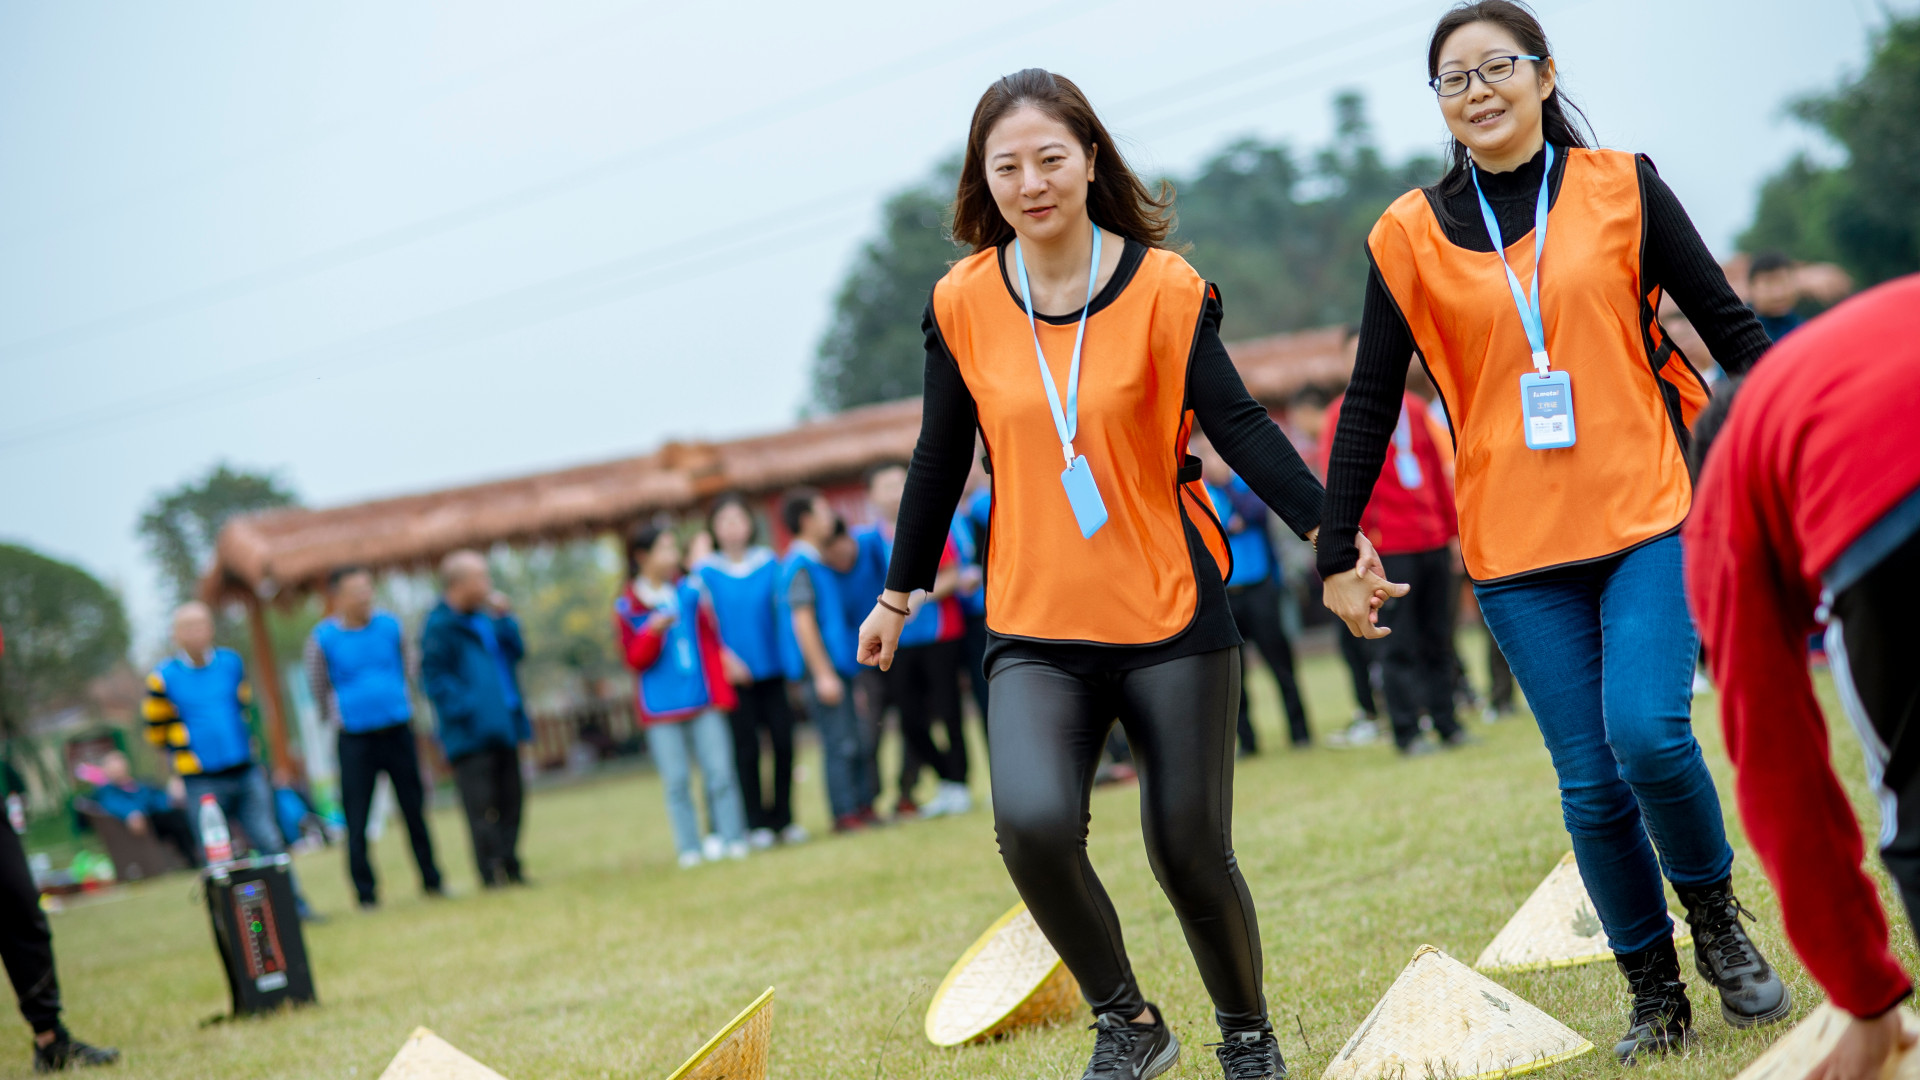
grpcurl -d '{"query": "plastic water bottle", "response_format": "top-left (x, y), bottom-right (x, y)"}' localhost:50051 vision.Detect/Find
top-left (198, 794), bottom-right (233, 864)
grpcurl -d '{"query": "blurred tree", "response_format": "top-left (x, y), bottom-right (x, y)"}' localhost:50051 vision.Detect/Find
top-left (1741, 13), bottom-right (1920, 285)
top-left (488, 540), bottom-right (624, 706)
top-left (138, 463), bottom-right (299, 605)
top-left (808, 94), bottom-right (1436, 411)
top-left (811, 157), bottom-right (967, 413)
top-left (0, 543), bottom-right (130, 737)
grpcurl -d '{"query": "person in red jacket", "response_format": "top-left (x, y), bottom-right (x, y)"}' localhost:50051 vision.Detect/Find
top-left (617, 524), bottom-right (748, 868)
top-left (1685, 273), bottom-right (1920, 1080)
top-left (1321, 385), bottom-right (1465, 755)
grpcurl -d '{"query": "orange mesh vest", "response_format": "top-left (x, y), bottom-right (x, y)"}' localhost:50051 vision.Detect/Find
top-left (1367, 148), bottom-right (1709, 582)
top-left (931, 244), bottom-right (1230, 644)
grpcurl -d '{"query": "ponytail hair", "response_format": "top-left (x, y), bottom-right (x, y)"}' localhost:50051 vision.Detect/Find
top-left (1427, 0), bottom-right (1595, 204)
top-left (952, 68), bottom-right (1175, 253)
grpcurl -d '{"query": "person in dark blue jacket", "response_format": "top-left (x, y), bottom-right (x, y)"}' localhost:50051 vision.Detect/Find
top-left (89, 750), bottom-right (198, 867)
top-left (420, 550), bottom-right (531, 888)
top-left (695, 494), bottom-right (805, 848)
top-left (307, 566), bottom-right (443, 908)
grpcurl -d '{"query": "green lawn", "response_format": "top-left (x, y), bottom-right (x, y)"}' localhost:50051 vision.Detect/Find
top-left (18, 631), bottom-right (1911, 1079)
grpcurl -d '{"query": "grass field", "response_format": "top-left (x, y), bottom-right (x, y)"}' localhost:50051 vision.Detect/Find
top-left (18, 631), bottom-right (1911, 1079)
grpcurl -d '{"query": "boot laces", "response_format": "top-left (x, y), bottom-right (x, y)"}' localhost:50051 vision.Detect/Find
top-left (1087, 1016), bottom-right (1145, 1074)
top-left (1700, 895), bottom-right (1764, 976)
top-left (1629, 981), bottom-right (1685, 1031)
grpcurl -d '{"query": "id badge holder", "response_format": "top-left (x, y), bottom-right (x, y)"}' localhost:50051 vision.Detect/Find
top-left (1059, 455), bottom-right (1109, 539)
top-left (1520, 369), bottom-right (1576, 450)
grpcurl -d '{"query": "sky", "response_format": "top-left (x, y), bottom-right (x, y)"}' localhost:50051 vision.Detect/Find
top-left (0, 0), bottom-right (1905, 648)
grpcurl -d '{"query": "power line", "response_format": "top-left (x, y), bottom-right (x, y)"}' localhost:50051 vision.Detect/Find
top-left (0, 0), bottom-right (1116, 370)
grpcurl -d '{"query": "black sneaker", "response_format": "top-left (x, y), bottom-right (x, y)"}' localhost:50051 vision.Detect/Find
top-left (1613, 939), bottom-right (1694, 1064)
top-left (1084, 1006), bottom-right (1180, 1079)
top-left (33, 1027), bottom-right (119, 1072)
top-left (1676, 878), bottom-right (1792, 1028)
top-left (1213, 1029), bottom-right (1287, 1079)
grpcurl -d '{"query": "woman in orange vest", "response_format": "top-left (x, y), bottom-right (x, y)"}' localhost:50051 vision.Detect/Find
top-left (1320, 1), bottom-right (1787, 1063)
top-left (856, 69), bottom-right (1344, 1080)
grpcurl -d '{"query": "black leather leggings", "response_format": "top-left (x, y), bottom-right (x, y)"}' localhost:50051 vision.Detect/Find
top-left (988, 647), bottom-right (1269, 1033)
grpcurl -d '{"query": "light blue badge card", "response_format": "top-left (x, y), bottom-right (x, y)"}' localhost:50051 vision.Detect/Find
top-left (1060, 455), bottom-right (1109, 539)
top-left (1520, 370), bottom-right (1576, 450)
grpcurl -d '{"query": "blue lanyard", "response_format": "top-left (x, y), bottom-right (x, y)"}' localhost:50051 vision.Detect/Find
top-left (1013, 223), bottom-right (1102, 465)
top-left (1471, 143), bottom-right (1555, 374)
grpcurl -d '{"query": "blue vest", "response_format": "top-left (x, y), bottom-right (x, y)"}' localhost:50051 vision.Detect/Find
top-left (154, 649), bottom-right (254, 774)
top-left (618, 580), bottom-right (713, 717)
top-left (313, 612), bottom-right (414, 733)
top-left (857, 526), bottom-right (946, 649)
top-left (695, 549), bottom-right (784, 683)
top-left (776, 545), bottom-right (857, 679)
top-left (1207, 479), bottom-right (1274, 587)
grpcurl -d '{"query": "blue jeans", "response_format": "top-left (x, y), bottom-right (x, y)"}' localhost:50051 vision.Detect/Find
top-left (645, 709), bottom-right (746, 856)
top-left (802, 680), bottom-right (869, 821)
top-left (1475, 535), bottom-right (1733, 953)
top-left (184, 764), bottom-right (307, 906)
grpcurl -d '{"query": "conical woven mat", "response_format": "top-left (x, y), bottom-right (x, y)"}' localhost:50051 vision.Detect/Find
top-left (926, 902), bottom-right (1081, 1046)
top-left (378, 1027), bottom-right (511, 1080)
top-left (666, 986), bottom-right (775, 1080)
top-left (1322, 945), bottom-right (1594, 1080)
top-left (1476, 852), bottom-right (1692, 972)
top-left (1734, 1002), bottom-right (1920, 1080)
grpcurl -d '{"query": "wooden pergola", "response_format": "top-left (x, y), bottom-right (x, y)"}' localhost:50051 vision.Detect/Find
top-left (201, 327), bottom-right (1362, 775)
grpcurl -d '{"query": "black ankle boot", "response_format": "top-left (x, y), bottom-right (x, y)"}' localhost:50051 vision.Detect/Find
top-left (1676, 878), bottom-right (1792, 1028)
top-left (1613, 939), bottom-right (1693, 1064)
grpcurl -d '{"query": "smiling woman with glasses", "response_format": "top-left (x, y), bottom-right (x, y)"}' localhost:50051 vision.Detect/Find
top-left (1318, 0), bottom-right (1790, 1066)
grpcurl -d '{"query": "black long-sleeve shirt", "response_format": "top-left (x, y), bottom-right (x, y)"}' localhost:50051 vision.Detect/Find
top-left (1317, 147), bottom-right (1772, 580)
top-left (886, 237), bottom-right (1323, 673)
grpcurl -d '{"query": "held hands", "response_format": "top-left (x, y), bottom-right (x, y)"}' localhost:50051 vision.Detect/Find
top-left (643, 609), bottom-right (678, 634)
top-left (1321, 530), bottom-right (1409, 639)
top-left (719, 649), bottom-right (752, 686)
top-left (857, 593), bottom-right (910, 672)
top-left (1810, 1009), bottom-right (1916, 1080)
top-left (813, 669), bottom-right (846, 707)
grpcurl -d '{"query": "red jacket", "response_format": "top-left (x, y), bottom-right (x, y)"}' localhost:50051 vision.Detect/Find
top-left (1684, 273), bottom-right (1920, 1018)
top-left (1320, 392), bottom-right (1457, 557)
top-left (615, 581), bottom-right (739, 726)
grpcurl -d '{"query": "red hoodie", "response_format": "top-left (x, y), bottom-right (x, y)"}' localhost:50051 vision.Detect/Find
top-left (1320, 391), bottom-right (1457, 557)
top-left (615, 580), bottom-right (739, 726)
top-left (1684, 273), bottom-right (1920, 1018)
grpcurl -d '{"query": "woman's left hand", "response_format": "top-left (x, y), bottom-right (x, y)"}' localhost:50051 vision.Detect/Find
top-left (857, 593), bottom-right (910, 671)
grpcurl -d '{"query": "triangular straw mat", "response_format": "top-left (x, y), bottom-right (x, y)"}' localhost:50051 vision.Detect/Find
top-left (1734, 1002), bottom-right (1920, 1080)
top-left (925, 901), bottom-right (1080, 1046)
top-left (1476, 852), bottom-right (1692, 972)
top-left (665, 986), bottom-right (776, 1080)
top-left (378, 1027), bottom-right (510, 1080)
top-left (1321, 946), bottom-right (1593, 1080)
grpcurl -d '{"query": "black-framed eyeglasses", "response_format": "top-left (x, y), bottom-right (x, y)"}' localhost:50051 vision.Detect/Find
top-left (1429, 55), bottom-right (1544, 97)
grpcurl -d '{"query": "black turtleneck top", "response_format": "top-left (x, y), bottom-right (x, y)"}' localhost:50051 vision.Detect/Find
top-left (1316, 146), bottom-right (1772, 581)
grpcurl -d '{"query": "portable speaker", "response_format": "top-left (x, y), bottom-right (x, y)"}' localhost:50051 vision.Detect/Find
top-left (203, 855), bottom-right (316, 1016)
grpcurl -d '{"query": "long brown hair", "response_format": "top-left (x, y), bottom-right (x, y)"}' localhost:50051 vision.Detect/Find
top-left (951, 68), bottom-right (1174, 253)
top-left (1427, 0), bottom-right (1593, 207)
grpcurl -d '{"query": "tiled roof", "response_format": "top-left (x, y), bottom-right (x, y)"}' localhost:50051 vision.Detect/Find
top-left (209, 326), bottom-right (1358, 599)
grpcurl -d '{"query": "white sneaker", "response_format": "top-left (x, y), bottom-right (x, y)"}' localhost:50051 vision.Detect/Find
top-left (725, 840), bottom-right (751, 860)
top-left (1692, 670), bottom-right (1714, 695)
top-left (780, 823), bottom-right (810, 844)
top-left (923, 781), bottom-right (972, 818)
top-left (701, 834), bottom-right (724, 861)
top-left (748, 828), bottom-right (777, 850)
top-left (677, 851), bottom-right (703, 869)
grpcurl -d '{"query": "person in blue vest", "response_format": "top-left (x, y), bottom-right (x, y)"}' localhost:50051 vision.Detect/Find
top-left (695, 495), bottom-right (807, 849)
top-left (952, 474), bottom-right (993, 738)
top-left (305, 566), bottom-right (444, 910)
top-left (1194, 435), bottom-right (1313, 752)
top-left (420, 550), bottom-right (531, 888)
top-left (143, 601), bottom-right (316, 919)
top-left (619, 524), bottom-right (750, 868)
top-left (777, 488), bottom-right (873, 832)
top-left (87, 750), bottom-right (198, 867)
top-left (859, 464), bottom-right (972, 818)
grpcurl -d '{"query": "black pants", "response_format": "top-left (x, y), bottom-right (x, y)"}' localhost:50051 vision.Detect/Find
top-left (1336, 626), bottom-right (1378, 718)
top-left (1226, 577), bottom-right (1311, 749)
top-left (890, 640), bottom-right (969, 792)
top-left (148, 808), bottom-right (202, 868)
top-left (989, 648), bottom-right (1267, 1033)
top-left (1376, 548), bottom-right (1463, 748)
top-left (0, 821), bottom-right (59, 1033)
top-left (729, 678), bottom-right (796, 832)
top-left (1830, 525), bottom-right (1920, 936)
top-left (339, 724), bottom-right (442, 904)
top-left (962, 613), bottom-right (992, 742)
top-left (451, 745), bottom-right (524, 886)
